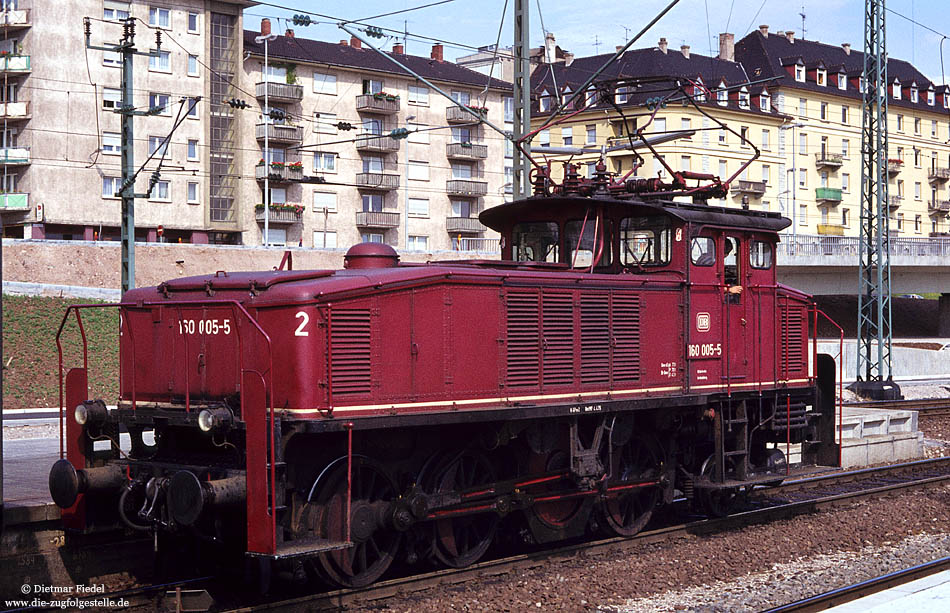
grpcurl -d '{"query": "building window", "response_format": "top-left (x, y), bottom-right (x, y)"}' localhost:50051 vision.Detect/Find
top-left (761, 164), bottom-right (770, 184)
top-left (897, 179), bottom-right (905, 197)
top-left (718, 129), bottom-right (726, 145)
top-left (186, 97), bottom-right (198, 118)
top-left (795, 64), bottom-right (805, 82)
top-left (538, 129), bottom-right (550, 147)
top-left (760, 129), bottom-right (770, 150)
top-left (561, 127), bottom-right (572, 145)
top-left (102, 176), bottom-right (122, 198)
top-left (799, 204), bottom-right (807, 225)
top-left (717, 83), bottom-right (727, 106)
top-left (313, 231), bottom-right (337, 248)
top-left (586, 124), bottom-right (597, 144)
top-left (363, 79), bottom-right (384, 94)
top-left (915, 182), bottom-right (922, 200)
top-left (148, 49), bottom-right (170, 72)
top-left (313, 191), bottom-right (337, 213)
top-left (915, 117), bottom-right (921, 135)
top-left (799, 132), bottom-right (807, 154)
top-left (615, 85), bottom-right (629, 104)
top-left (842, 139), bottom-right (850, 158)
top-left (504, 96), bottom-right (514, 122)
top-left (313, 112), bottom-right (337, 134)
top-left (408, 160), bottom-right (429, 181)
top-left (408, 85), bottom-right (428, 105)
top-left (408, 123), bottom-right (429, 144)
top-left (897, 115), bottom-right (904, 131)
top-left (451, 162), bottom-right (473, 179)
top-left (897, 146), bottom-right (904, 162)
top-left (104, 1), bottom-right (130, 21)
top-left (149, 93), bottom-right (171, 115)
top-left (309, 71), bottom-right (337, 96)
top-left (408, 198), bottom-right (429, 217)
top-left (188, 12), bottom-right (199, 33)
top-left (268, 187), bottom-right (287, 205)
top-left (408, 235), bottom-right (428, 251)
top-left (911, 86), bottom-right (919, 103)
top-left (102, 88), bottom-right (120, 109)
top-left (842, 173), bottom-right (850, 192)
top-left (897, 213), bottom-right (904, 230)
top-left (187, 139), bottom-right (198, 161)
top-left (149, 7), bottom-right (170, 28)
top-left (820, 102), bottom-right (827, 120)
top-left (102, 132), bottom-right (121, 155)
top-left (915, 215), bottom-right (922, 233)
top-left (838, 72), bottom-right (847, 90)
top-left (451, 126), bottom-right (473, 143)
top-left (798, 97), bottom-right (806, 117)
top-left (893, 80), bottom-right (901, 99)
top-left (187, 55), bottom-right (199, 76)
top-left (738, 87), bottom-right (749, 109)
top-left (842, 208), bottom-right (850, 227)
top-left (187, 181), bottom-right (199, 203)
top-left (817, 69), bottom-right (827, 86)
top-left (539, 89), bottom-right (552, 112)
top-left (264, 228), bottom-right (287, 246)
top-left (680, 155), bottom-right (691, 172)
top-left (799, 169), bottom-right (807, 188)
top-left (103, 50), bottom-right (121, 67)
top-left (841, 106), bottom-right (849, 124)
top-left (820, 171), bottom-right (829, 188)
top-left (718, 159), bottom-right (727, 178)
top-left (681, 117), bottom-right (691, 134)
top-left (363, 155), bottom-right (384, 174)
top-left (313, 152), bottom-right (337, 173)
top-left (264, 64), bottom-right (286, 83)
top-left (150, 180), bottom-right (170, 200)
top-left (760, 93), bottom-right (770, 112)
top-left (928, 90), bottom-right (936, 106)
top-left (933, 120), bottom-right (939, 139)
top-left (148, 135), bottom-right (168, 157)
top-left (693, 82), bottom-right (707, 102)
top-left (361, 232), bottom-right (384, 244)
top-left (915, 149), bottom-right (922, 167)
top-left (739, 126), bottom-right (749, 145)
top-left (505, 139), bottom-right (513, 158)
top-left (654, 118), bottom-right (666, 134)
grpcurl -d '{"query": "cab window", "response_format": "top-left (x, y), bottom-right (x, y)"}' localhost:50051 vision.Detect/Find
top-left (513, 222), bottom-right (559, 262)
top-left (691, 237), bottom-right (716, 266)
top-left (565, 219), bottom-right (612, 268)
top-left (750, 241), bottom-right (772, 269)
top-left (724, 236), bottom-right (740, 285)
top-left (620, 216), bottom-right (671, 266)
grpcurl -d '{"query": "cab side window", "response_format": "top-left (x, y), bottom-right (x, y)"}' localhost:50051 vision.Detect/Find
top-left (690, 237), bottom-right (716, 266)
top-left (513, 222), bottom-right (559, 262)
top-left (620, 216), bottom-right (671, 267)
top-left (724, 237), bottom-right (740, 286)
top-left (565, 219), bottom-right (613, 268)
top-left (750, 241), bottom-right (773, 269)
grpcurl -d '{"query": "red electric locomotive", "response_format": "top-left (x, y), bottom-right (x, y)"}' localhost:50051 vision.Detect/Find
top-left (49, 170), bottom-right (839, 588)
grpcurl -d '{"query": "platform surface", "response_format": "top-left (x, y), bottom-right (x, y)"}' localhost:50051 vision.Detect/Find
top-left (825, 569), bottom-right (950, 612)
top-left (2, 435), bottom-right (59, 507)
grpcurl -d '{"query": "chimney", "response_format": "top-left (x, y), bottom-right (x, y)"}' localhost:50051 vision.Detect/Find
top-left (616, 45), bottom-right (624, 53)
top-left (350, 36), bottom-right (361, 49)
top-left (785, 30), bottom-right (795, 44)
top-left (718, 33), bottom-right (734, 62)
top-left (339, 39), bottom-right (348, 46)
top-left (260, 18), bottom-right (271, 37)
top-left (563, 52), bottom-right (575, 67)
top-left (680, 44), bottom-right (690, 59)
top-left (658, 37), bottom-right (668, 54)
top-left (393, 43), bottom-right (404, 55)
top-left (842, 43), bottom-right (851, 55)
top-left (431, 43), bottom-right (443, 61)
top-left (285, 28), bottom-right (294, 39)
top-left (544, 32), bottom-right (556, 64)
top-left (759, 24), bottom-right (769, 37)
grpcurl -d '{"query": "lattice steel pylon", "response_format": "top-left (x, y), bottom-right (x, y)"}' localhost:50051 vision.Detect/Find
top-left (854, 0), bottom-right (899, 399)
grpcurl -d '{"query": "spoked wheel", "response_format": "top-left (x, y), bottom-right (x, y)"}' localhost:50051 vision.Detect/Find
top-left (695, 455), bottom-right (741, 518)
top-left (526, 449), bottom-right (588, 531)
top-left (427, 450), bottom-right (499, 568)
top-left (313, 457), bottom-right (402, 588)
top-left (598, 435), bottom-right (662, 537)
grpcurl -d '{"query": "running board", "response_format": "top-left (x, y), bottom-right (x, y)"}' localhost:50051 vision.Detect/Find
top-left (247, 538), bottom-right (353, 560)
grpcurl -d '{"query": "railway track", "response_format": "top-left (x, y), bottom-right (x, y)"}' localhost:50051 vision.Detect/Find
top-left (216, 457), bottom-right (950, 612)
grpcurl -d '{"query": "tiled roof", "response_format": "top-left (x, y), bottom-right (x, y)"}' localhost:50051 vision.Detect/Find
top-left (735, 31), bottom-right (950, 113)
top-left (530, 46), bottom-right (783, 119)
top-left (244, 31), bottom-right (512, 92)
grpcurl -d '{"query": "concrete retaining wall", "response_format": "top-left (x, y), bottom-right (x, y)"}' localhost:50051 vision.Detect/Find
top-left (816, 341), bottom-right (950, 381)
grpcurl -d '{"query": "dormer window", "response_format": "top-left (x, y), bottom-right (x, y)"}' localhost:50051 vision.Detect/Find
top-left (615, 85), bottom-right (629, 104)
top-left (816, 68), bottom-right (827, 86)
top-left (944, 90), bottom-right (949, 109)
top-left (561, 86), bottom-right (573, 108)
top-left (585, 85), bottom-right (597, 107)
top-left (892, 80), bottom-right (901, 100)
top-left (693, 79), bottom-right (707, 102)
top-left (759, 92), bottom-right (771, 112)
top-left (717, 81), bottom-right (728, 106)
top-left (738, 87), bottom-right (750, 109)
top-left (540, 89), bottom-right (552, 112)
top-left (838, 72), bottom-right (847, 90)
top-left (928, 89), bottom-right (935, 106)
top-left (911, 86), bottom-right (918, 103)
top-left (859, 77), bottom-right (866, 93)
top-left (794, 64), bottom-right (805, 82)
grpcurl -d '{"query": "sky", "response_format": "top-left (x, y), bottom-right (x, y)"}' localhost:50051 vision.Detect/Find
top-left (246, 0), bottom-right (950, 84)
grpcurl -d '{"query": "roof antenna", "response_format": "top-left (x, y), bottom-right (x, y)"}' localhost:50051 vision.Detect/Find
top-left (799, 4), bottom-right (806, 40)
top-left (593, 34), bottom-right (601, 55)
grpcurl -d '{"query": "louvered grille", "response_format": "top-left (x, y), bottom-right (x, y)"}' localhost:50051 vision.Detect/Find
top-left (506, 292), bottom-right (540, 387)
top-left (612, 294), bottom-right (641, 382)
top-left (542, 292), bottom-right (574, 386)
top-left (580, 294), bottom-right (610, 385)
top-left (330, 309), bottom-right (372, 397)
top-left (781, 307), bottom-right (806, 373)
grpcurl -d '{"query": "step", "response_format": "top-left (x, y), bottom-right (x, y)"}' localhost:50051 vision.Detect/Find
top-left (254, 537), bottom-right (353, 560)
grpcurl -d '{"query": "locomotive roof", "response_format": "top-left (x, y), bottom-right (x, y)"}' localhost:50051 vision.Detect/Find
top-left (479, 195), bottom-right (791, 233)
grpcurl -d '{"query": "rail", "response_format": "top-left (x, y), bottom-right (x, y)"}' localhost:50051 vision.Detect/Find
top-left (55, 300), bottom-right (279, 554)
top-left (777, 233), bottom-right (950, 258)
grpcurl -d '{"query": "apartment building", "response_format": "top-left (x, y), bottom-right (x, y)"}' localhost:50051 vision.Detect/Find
top-left (530, 38), bottom-right (788, 213)
top-left (242, 24), bottom-right (511, 250)
top-left (736, 25), bottom-right (950, 237)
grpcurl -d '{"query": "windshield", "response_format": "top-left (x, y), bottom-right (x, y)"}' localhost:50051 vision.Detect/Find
top-left (620, 216), bottom-right (671, 266)
top-left (512, 222), bottom-right (559, 262)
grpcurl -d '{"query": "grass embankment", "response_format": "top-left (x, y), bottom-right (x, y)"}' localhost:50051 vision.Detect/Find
top-left (2, 295), bottom-right (119, 409)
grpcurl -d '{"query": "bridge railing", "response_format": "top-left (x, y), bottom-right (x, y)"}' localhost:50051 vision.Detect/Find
top-left (777, 234), bottom-right (950, 258)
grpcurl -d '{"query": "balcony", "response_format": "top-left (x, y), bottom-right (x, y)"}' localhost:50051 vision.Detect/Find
top-left (453, 237), bottom-right (500, 253)
top-left (255, 205), bottom-right (303, 225)
top-left (255, 162), bottom-right (303, 182)
top-left (355, 94), bottom-right (400, 114)
top-left (447, 179), bottom-right (488, 196)
top-left (355, 134), bottom-right (401, 153)
top-left (356, 172), bottom-right (400, 191)
top-left (446, 106), bottom-right (487, 123)
top-left (929, 200), bottom-right (950, 214)
top-left (255, 123), bottom-right (303, 144)
top-left (0, 101), bottom-right (29, 120)
top-left (815, 187), bottom-right (843, 204)
top-left (888, 195), bottom-right (903, 210)
top-left (446, 142), bottom-right (488, 160)
top-left (0, 192), bottom-right (28, 211)
top-left (929, 167), bottom-right (950, 183)
top-left (446, 217), bottom-right (485, 234)
top-left (887, 160), bottom-right (903, 175)
top-left (0, 54), bottom-right (29, 74)
top-left (816, 223), bottom-right (845, 236)
top-left (0, 9), bottom-right (30, 30)
top-left (255, 81), bottom-right (303, 104)
top-left (814, 152), bottom-right (844, 168)
top-left (0, 147), bottom-right (29, 165)
top-left (730, 180), bottom-right (767, 196)
top-left (355, 210), bottom-right (401, 228)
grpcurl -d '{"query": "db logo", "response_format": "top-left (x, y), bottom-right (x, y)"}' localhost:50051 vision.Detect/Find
top-left (696, 312), bottom-right (711, 332)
